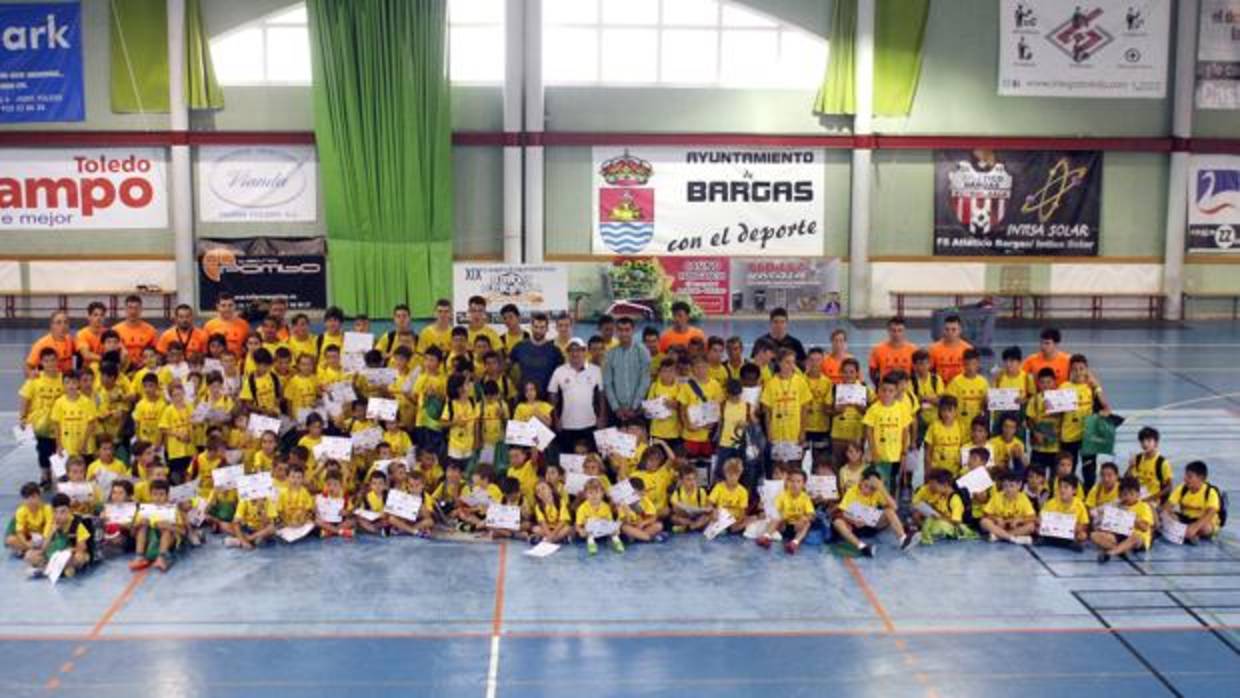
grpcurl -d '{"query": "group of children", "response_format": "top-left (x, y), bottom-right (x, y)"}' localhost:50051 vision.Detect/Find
top-left (6, 299), bottom-right (1228, 578)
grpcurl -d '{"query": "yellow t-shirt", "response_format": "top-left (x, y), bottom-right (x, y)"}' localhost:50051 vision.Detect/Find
top-left (417, 324), bottom-right (454, 356)
top-left (383, 429), bottom-right (413, 459)
top-left (925, 420), bottom-right (965, 475)
top-left (87, 458), bottom-right (129, 481)
top-left (283, 374), bottom-right (320, 414)
top-left (19, 373), bottom-right (65, 435)
top-left (1169, 483), bottom-right (1221, 525)
top-left (803, 373), bottom-right (832, 433)
top-left (829, 382), bottom-right (875, 442)
top-left (945, 374), bottom-right (989, 436)
top-left (718, 399), bottom-right (749, 448)
top-left (761, 373), bottom-right (812, 443)
top-left (513, 400), bottom-right (553, 424)
top-left (1130, 453), bottom-right (1173, 498)
top-left (574, 499), bottom-right (614, 526)
top-left (913, 485), bottom-right (964, 523)
top-left (158, 402), bottom-right (195, 460)
top-left (775, 489), bottom-right (814, 522)
top-left (646, 380), bottom-right (683, 440)
top-left (447, 399), bottom-right (480, 455)
top-left (277, 486), bottom-right (315, 526)
top-left (131, 396), bottom-right (166, 446)
top-left (507, 461), bottom-right (539, 505)
top-left (862, 401), bottom-right (911, 463)
top-left (235, 497), bottom-right (277, 530)
top-left (534, 498), bottom-right (570, 526)
top-left (993, 370), bottom-right (1029, 404)
top-left (1025, 394), bottom-right (1062, 454)
top-left (461, 482), bottom-right (504, 509)
top-left (1123, 500), bottom-right (1155, 549)
top-left (678, 378), bottom-right (723, 442)
top-left (480, 399), bottom-right (507, 445)
top-left (671, 486), bottom-right (709, 511)
top-left (1085, 483), bottom-right (1120, 510)
top-left (1059, 381), bottom-right (1095, 443)
top-left (983, 491), bottom-right (1036, 520)
top-left (240, 372), bottom-right (281, 414)
top-left (94, 379), bottom-right (129, 439)
top-left (708, 482), bottom-right (748, 521)
top-left (987, 435), bottom-right (1024, 470)
top-left (286, 333), bottom-right (318, 363)
top-left (413, 373), bottom-right (447, 429)
top-left (839, 484), bottom-right (885, 513)
top-left (14, 503), bottom-right (52, 537)
top-left (631, 467), bottom-right (674, 513)
top-left (50, 394), bottom-right (96, 456)
top-left (912, 373), bottom-right (944, 424)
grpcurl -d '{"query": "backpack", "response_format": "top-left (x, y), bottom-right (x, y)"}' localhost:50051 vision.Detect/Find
top-left (1172, 483), bottom-right (1228, 528)
top-left (249, 372), bottom-right (287, 415)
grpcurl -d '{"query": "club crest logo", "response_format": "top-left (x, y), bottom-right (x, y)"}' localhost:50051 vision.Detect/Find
top-left (1046, 6), bottom-right (1113, 64)
top-left (597, 151), bottom-right (655, 254)
top-left (1195, 168), bottom-right (1240, 217)
top-left (947, 151), bottom-right (1013, 235)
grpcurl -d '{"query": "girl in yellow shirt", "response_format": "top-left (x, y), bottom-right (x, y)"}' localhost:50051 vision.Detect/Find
top-left (445, 374), bottom-right (479, 465)
top-left (646, 361), bottom-right (682, 441)
top-left (514, 380), bottom-right (554, 427)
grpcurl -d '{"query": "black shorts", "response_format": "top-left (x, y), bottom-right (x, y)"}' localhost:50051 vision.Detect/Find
top-left (1030, 451), bottom-right (1057, 473)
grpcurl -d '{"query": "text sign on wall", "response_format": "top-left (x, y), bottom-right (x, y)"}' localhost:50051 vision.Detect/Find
top-left (0, 3), bottom-right (84, 123)
top-left (1197, 1), bottom-right (1240, 109)
top-left (452, 263), bottom-right (569, 324)
top-left (197, 145), bottom-right (318, 222)
top-left (591, 147), bottom-right (825, 257)
top-left (0, 148), bottom-right (168, 229)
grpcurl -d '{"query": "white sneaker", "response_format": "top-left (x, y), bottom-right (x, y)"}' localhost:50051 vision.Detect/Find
top-left (1011, 535), bottom-right (1033, 546)
top-left (223, 537), bottom-right (243, 548)
top-left (989, 533), bottom-right (998, 543)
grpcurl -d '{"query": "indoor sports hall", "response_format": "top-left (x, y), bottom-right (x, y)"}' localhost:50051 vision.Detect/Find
top-left (2, 1), bottom-right (1239, 697)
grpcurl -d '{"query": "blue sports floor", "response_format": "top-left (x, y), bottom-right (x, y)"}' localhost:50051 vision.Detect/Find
top-left (2, 320), bottom-right (1239, 698)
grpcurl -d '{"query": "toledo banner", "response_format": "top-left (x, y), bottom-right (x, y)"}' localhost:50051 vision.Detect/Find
top-left (0, 2), bottom-right (84, 123)
top-left (0, 148), bottom-right (167, 229)
top-left (1197, 1), bottom-right (1240, 109)
top-left (1188, 155), bottom-right (1240, 252)
top-left (998, 0), bottom-right (1169, 98)
top-left (591, 147), bottom-right (825, 257)
top-left (934, 150), bottom-right (1102, 257)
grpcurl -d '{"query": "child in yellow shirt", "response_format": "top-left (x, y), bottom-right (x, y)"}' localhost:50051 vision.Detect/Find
top-left (708, 458), bottom-right (752, 536)
top-left (531, 480), bottom-right (572, 544)
top-left (668, 466), bottom-right (711, 534)
top-left (1092, 476), bottom-right (1153, 563)
top-left (6, 482), bottom-right (51, 557)
top-left (757, 469), bottom-right (816, 554)
top-left (574, 478), bottom-right (623, 555)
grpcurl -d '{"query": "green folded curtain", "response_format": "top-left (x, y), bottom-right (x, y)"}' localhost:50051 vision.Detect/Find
top-left (110, 0), bottom-right (224, 113)
top-left (308, 0), bottom-right (454, 316)
top-left (814, 0), bottom-right (930, 117)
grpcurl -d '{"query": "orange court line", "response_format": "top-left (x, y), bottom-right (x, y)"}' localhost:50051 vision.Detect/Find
top-left (492, 542), bottom-right (508, 636)
top-left (2, 622), bottom-right (1238, 645)
top-left (44, 571), bottom-right (147, 691)
top-left (844, 559), bottom-right (896, 634)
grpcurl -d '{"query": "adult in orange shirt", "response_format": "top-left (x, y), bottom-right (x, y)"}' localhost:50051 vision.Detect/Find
top-left (1022, 327), bottom-right (1071, 388)
top-left (74, 301), bottom-right (109, 366)
top-left (658, 301), bottom-right (706, 353)
top-left (868, 316), bottom-right (918, 385)
top-left (820, 328), bottom-right (854, 384)
top-left (112, 295), bottom-right (157, 366)
top-left (26, 310), bottom-right (75, 375)
top-left (157, 304), bottom-right (209, 358)
top-left (203, 293), bottom-right (251, 357)
top-left (927, 314), bottom-right (973, 384)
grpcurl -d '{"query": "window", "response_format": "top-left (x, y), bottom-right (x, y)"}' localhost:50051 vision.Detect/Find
top-left (542, 0), bottom-right (826, 88)
top-left (211, 1), bottom-right (505, 86)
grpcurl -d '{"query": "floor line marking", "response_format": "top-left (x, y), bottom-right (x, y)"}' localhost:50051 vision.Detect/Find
top-left (485, 542), bottom-right (508, 698)
top-left (846, 558), bottom-right (938, 698)
top-left (43, 570), bottom-right (147, 692)
top-left (1071, 591), bottom-right (1185, 698)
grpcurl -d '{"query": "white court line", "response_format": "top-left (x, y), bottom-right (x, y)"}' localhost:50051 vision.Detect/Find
top-left (1144, 391), bottom-right (1240, 413)
top-left (484, 635), bottom-right (500, 698)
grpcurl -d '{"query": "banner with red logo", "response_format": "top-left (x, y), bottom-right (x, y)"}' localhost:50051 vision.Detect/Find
top-left (660, 257), bottom-right (731, 314)
top-left (934, 150), bottom-right (1101, 257)
top-left (0, 147), bottom-right (167, 229)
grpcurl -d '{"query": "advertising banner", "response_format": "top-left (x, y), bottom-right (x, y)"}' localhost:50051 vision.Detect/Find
top-left (728, 259), bottom-right (841, 317)
top-left (934, 150), bottom-right (1102, 256)
top-left (452, 263), bottom-right (569, 324)
top-left (591, 147), bottom-right (826, 257)
top-left (659, 257), bottom-right (731, 315)
top-left (0, 148), bottom-right (167, 229)
top-left (998, 0), bottom-right (1169, 98)
top-left (1196, 1), bottom-right (1240, 109)
top-left (0, 3), bottom-right (84, 123)
top-left (1188, 155), bottom-right (1240, 251)
top-left (197, 145), bottom-right (318, 222)
top-left (198, 237), bottom-right (326, 311)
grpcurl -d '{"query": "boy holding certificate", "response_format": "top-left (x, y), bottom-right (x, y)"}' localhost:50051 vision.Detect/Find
top-left (130, 480), bottom-right (185, 572)
top-left (669, 466), bottom-right (712, 534)
top-left (756, 469), bottom-right (816, 555)
top-left (575, 478), bottom-right (623, 555)
top-left (1163, 461), bottom-right (1222, 544)
top-left (24, 493), bottom-right (93, 579)
top-left (224, 491), bottom-right (277, 549)
top-left (980, 471), bottom-right (1037, 545)
top-left (911, 469), bottom-right (974, 544)
top-left (1092, 476), bottom-right (1153, 563)
top-left (830, 468), bottom-right (914, 557)
top-left (1036, 474), bottom-right (1089, 551)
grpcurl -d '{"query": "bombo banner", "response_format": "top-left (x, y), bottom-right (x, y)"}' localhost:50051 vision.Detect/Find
top-left (591, 147), bottom-right (826, 257)
top-left (198, 237), bottom-right (326, 311)
top-left (934, 150), bottom-right (1102, 257)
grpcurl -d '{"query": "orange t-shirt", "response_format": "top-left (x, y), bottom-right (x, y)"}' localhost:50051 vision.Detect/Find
top-left (204, 317), bottom-right (251, 356)
top-left (113, 321), bottom-right (157, 365)
top-left (927, 339), bottom-right (972, 384)
top-left (820, 353), bottom-right (854, 384)
top-left (658, 326), bottom-right (705, 354)
top-left (868, 342), bottom-right (917, 380)
top-left (156, 326), bottom-right (209, 357)
top-left (74, 325), bottom-right (105, 361)
top-left (26, 334), bottom-right (75, 372)
top-left (1023, 351), bottom-right (1070, 388)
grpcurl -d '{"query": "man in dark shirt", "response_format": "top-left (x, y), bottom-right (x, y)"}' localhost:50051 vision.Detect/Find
top-left (757, 307), bottom-right (806, 365)
top-left (509, 312), bottom-right (563, 396)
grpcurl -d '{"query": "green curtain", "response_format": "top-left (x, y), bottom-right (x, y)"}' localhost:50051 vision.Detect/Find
top-left (185, 0), bottom-right (224, 110)
top-left (814, 0), bottom-right (930, 117)
top-left (308, 0), bottom-right (455, 316)
top-left (110, 0), bottom-right (224, 113)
